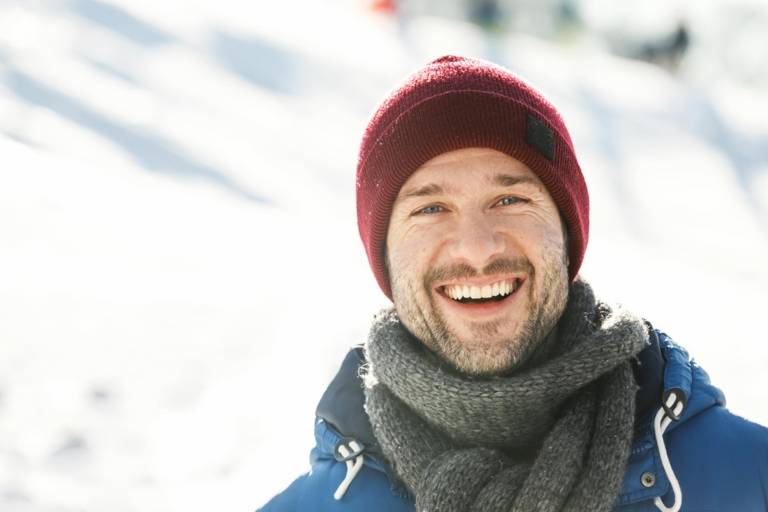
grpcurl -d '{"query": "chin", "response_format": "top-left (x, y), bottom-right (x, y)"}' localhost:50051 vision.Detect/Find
top-left (456, 318), bottom-right (522, 345)
top-left (450, 352), bottom-right (515, 377)
top-left (437, 335), bottom-right (516, 374)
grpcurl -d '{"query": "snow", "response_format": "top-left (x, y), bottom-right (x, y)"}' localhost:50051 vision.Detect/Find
top-left (0, 1), bottom-right (766, 510)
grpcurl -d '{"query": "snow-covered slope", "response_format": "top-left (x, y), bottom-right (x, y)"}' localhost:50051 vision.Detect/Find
top-left (0, 1), bottom-right (766, 510)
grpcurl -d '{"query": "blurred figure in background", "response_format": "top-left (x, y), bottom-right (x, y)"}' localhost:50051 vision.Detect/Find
top-left (469, 0), bottom-right (502, 31)
top-left (636, 21), bottom-right (690, 73)
top-left (368, 0), bottom-right (398, 15)
top-left (257, 56), bottom-right (768, 512)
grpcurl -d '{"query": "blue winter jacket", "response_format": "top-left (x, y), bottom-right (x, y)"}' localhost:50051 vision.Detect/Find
top-left (259, 329), bottom-right (768, 511)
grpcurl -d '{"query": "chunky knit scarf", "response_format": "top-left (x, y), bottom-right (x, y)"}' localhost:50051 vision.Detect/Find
top-left (363, 280), bottom-right (648, 512)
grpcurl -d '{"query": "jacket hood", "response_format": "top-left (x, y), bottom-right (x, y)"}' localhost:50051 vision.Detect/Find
top-left (615, 330), bottom-right (726, 507)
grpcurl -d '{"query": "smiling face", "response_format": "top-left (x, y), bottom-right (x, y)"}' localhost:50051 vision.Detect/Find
top-left (386, 147), bottom-right (570, 375)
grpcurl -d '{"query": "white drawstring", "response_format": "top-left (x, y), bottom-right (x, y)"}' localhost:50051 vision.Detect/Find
top-left (334, 440), bottom-right (365, 500)
top-left (653, 393), bottom-right (684, 512)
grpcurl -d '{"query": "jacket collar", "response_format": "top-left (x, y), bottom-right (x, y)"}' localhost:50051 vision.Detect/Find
top-left (315, 346), bottom-right (380, 457)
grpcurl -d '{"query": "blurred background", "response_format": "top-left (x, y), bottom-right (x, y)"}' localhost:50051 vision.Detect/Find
top-left (0, 0), bottom-right (766, 510)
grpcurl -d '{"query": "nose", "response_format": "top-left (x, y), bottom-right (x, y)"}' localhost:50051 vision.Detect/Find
top-left (446, 212), bottom-right (506, 268)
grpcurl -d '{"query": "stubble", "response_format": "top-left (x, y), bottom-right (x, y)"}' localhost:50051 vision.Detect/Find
top-left (389, 251), bottom-right (569, 376)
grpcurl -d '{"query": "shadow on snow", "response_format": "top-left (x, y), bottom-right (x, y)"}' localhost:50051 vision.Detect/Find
top-left (67, 0), bottom-right (174, 47)
top-left (4, 69), bottom-right (267, 204)
top-left (211, 31), bottom-right (300, 95)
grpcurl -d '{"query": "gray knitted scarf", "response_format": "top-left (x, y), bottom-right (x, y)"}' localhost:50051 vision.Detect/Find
top-left (363, 280), bottom-right (648, 512)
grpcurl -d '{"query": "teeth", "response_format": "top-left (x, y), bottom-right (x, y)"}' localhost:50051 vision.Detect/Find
top-left (446, 279), bottom-right (518, 301)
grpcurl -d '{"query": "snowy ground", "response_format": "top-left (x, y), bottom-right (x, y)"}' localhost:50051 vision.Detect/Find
top-left (0, 1), bottom-right (767, 511)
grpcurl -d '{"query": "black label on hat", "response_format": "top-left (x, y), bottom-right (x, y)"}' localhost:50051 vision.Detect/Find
top-left (525, 113), bottom-right (555, 161)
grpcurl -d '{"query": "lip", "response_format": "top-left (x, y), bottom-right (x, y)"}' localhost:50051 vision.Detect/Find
top-left (435, 276), bottom-right (526, 318)
top-left (433, 273), bottom-right (526, 291)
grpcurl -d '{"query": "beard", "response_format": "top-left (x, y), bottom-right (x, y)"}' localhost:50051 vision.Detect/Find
top-left (389, 251), bottom-right (569, 377)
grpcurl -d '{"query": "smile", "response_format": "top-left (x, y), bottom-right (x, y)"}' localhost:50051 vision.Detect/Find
top-left (439, 278), bottom-right (522, 304)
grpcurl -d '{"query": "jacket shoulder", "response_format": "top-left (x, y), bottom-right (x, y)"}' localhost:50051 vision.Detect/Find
top-left (666, 405), bottom-right (768, 510)
top-left (260, 346), bottom-right (414, 511)
top-left (257, 441), bottom-right (413, 511)
top-left (659, 331), bottom-right (768, 511)
top-left (617, 330), bottom-right (768, 511)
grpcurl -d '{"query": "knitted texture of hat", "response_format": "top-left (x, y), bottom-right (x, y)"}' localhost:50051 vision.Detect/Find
top-left (356, 55), bottom-right (589, 300)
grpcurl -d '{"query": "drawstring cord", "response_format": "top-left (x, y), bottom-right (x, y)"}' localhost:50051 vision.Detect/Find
top-left (334, 440), bottom-right (365, 500)
top-left (653, 392), bottom-right (685, 512)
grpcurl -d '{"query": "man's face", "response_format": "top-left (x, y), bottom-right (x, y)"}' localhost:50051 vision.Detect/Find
top-left (386, 147), bottom-right (570, 376)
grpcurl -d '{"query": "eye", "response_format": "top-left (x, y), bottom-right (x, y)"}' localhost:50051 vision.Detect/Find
top-left (413, 204), bottom-right (445, 215)
top-left (495, 196), bottom-right (528, 207)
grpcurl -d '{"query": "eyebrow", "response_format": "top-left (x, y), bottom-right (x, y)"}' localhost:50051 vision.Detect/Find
top-left (398, 183), bottom-right (447, 200)
top-left (492, 173), bottom-right (538, 187)
top-left (399, 173), bottom-right (537, 201)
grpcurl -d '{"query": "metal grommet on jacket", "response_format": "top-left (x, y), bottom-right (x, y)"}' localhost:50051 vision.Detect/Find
top-left (641, 472), bottom-right (656, 488)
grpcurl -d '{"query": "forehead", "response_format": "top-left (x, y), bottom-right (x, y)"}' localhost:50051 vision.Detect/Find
top-left (397, 147), bottom-right (543, 198)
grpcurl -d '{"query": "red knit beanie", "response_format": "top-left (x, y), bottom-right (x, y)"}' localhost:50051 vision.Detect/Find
top-left (356, 55), bottom-right (589, 300)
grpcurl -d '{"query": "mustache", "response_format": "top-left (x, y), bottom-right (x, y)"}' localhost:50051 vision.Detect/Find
top-left (425, 257), bottom-right (534, 286)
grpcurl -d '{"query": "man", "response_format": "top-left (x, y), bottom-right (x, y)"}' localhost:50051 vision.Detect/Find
top-left (259, 56), bottom-right (768, 511)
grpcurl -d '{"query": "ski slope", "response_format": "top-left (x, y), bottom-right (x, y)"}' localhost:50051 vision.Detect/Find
top-left (0, 1), bottom-right (766, 510)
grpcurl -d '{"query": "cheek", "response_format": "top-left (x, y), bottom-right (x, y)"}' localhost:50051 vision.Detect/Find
top-left (502, 218), bottom-right (566, 261)
top-left (389, 241), bottom-right (448, 306)
top-left (390, 249), bottom-right (428, 294)
top-left (389, 226), bottom-right (444, 273)
top-left (531, 226), bottom-right (566, 253)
